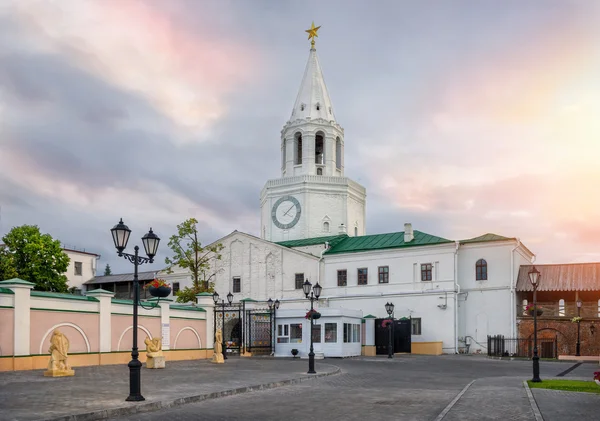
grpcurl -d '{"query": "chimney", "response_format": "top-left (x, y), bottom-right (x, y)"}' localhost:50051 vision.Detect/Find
top-left (404, 223), bottom-right (414, 242)
top-left (338, 223), bottom-right (347, 235)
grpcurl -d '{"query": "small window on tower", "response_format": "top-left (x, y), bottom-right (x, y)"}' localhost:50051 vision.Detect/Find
top-left (300, 103), bottom-right (305, 111)
top-left (317, 168), bottom-right (322, 175)
top-left (316, 102), bottom-right (320, 111)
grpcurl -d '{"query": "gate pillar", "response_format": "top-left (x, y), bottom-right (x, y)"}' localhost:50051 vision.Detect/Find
top-left (196, 292), bottom-right (215, 352)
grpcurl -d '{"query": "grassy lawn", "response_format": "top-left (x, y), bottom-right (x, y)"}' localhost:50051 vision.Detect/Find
top-left (528, 379), bottom-right (600, 394)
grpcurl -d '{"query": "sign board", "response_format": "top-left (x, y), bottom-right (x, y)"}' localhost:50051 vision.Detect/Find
top-left (161, 323), bottom-right (170, 348)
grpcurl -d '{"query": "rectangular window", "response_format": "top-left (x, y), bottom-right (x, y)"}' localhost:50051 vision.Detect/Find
top-left (411, 318), bottom-right (422, 335)
top-left (325, 323), bottom-right (337, 343)
top-left (421, 264), bottom-right (432, 281)
top-left (343, 323), bottom-right (349, 343)
top-left (337, 269), bottom-right (347, 286)
top-left (172, 282), bottom-right (180, 294)
top-left (295, 136), bottom-right (302, 164)
top-left (74, 262), bottom-right (83, 276)
top-left (295, 273), bottom-right (304, 290)
top-left (232, 277), bottom-right (241, 293)
top-left (357, 268), bottom-right (368, 285)
top-left (312, 324), bottom-right (321, 343)
top-left (354, 324), bottom-right (361, 342)
top-left (290, 323), bottom-right (302, 343)
top-left (277, 324), bottom-right (289, 343)
top-left (378, 266), bottom-right (389, 284)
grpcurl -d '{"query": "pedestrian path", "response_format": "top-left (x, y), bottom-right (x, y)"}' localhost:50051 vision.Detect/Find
top-left (437, 377), bottom-right (535, 421)
top-left (0, 358), bottom-right (339, 421)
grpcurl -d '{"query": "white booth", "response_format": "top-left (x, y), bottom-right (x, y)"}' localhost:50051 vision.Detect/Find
top-left (273, 308), bottom-right (363, 358)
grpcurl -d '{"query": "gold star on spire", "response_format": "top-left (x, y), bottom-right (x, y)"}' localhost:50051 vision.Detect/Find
top-left (305, 21), bottom-right (321, 49)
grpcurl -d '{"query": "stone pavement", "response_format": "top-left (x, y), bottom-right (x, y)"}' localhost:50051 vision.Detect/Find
top-left (2, 355), bottom-right (598, 421)
top-left (108, 356), bottom-right (585, 421)
top-left (0, 358), bottom-right (339, 421)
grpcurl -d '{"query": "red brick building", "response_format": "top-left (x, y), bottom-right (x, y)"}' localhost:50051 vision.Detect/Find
top-left (516, 263), bottom-right (600, 357)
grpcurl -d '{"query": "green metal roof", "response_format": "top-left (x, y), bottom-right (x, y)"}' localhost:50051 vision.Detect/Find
top-left (276, 235), bottom-right (348, 248)
top-left (362, 314), bottom-right (377, 319)
top-left (86, 288), bottom-right (114, 295)
top-left (0, 278), bottom-right (35, 286)
top-left (0, 287), bottom-right (14, 294)
top-left (460, 233), bottom-right (514, 244)
top-left (324, 230), bottom-right (452, 255)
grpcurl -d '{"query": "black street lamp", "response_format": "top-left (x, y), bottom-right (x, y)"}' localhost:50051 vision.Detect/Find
top-left (267, 298), bottom-right (281, 356)
top-left (576, 298), bottom-right (582, 356)
top-left (528, 266), bottom-right (542, 383)
top-left (303, 279), bottom-right (322, 374)
top-left (212, 291), bottom-right (234, 360)
top-left (385, 302), bottom-right (395, 359)
top-left (110, 218), bottom-right (160, 402)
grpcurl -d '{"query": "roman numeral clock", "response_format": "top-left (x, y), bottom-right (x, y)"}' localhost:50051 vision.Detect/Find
top-left (271, 195), bottom-right (302, 230)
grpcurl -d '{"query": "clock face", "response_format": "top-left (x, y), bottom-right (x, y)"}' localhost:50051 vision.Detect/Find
top-left (271, 195), bottom-right (302, 229)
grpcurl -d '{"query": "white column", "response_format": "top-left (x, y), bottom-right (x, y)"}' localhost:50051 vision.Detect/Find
top-left (86, 289), bottom-right (115, 353)
top-left (364, 318), bottom-right (375, 347)
top-left (0, 279), bottom-right (35, 356)
top-left (196, 292), bottom-right (215, 350)
top-left (159, 299), bottom-right (172, 350)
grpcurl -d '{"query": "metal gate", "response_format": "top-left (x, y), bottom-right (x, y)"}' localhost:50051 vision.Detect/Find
top-left (244, 308), bottom-right (273, 355)
top-left (375, 317), bottom-right (412, 355)
top-left (214, 303), bottom-right (273, 356)
top-left (214, 304), bottom-right (242, 356)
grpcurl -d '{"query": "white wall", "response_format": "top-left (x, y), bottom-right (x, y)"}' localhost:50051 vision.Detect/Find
top-left (63, 250), bottom-right (98, 290)
top-left (457, 240), bottom-right (533, 353)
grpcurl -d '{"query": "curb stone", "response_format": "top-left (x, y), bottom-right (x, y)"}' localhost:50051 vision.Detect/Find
top-left (38, 366), bottom-right (342, 421)
top-left (523, 381), bottom-right (544, 421)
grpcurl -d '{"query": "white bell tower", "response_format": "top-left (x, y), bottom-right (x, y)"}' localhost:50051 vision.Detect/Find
top-left (260, 24), bottom-right (366, 242)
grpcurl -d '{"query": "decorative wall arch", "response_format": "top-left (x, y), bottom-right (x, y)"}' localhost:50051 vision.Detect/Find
top-left (39, 322), bottom-right (91, 355)
top-left (173, 327), bottom-right (202, 349)
top-left (117, 325), bottom-right (152, 351)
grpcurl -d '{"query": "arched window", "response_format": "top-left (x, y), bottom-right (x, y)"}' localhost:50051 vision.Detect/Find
top-left (335, 137), bottom-right (341, 170)
top-left (317, 168), bottom-right (322, 175)
top-left (295, 133), bottom-right (302, 165)
top-left (354, 226), bottom-right (358, 237)
top-left (559, 299), bottom-right (565, 316)
top-left (323, 221), bottom-right (330, 232)
top-left (315, 132), bottom-right (324, 164)
top-left (476, 259), bottom-right (487, 280)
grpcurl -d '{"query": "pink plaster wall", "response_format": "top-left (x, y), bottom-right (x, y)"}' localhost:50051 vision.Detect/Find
top-left (111, 315), bottom-right (161, 351)
top-left (170, 318), bottom-right (206, 349)
top-left (31, 311), bottom-right (99, 355)
top-left (0, 308), bottom-right (14, 356)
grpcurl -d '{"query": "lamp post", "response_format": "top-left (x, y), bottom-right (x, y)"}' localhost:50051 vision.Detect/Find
top-left (212, 291), bottom-right (233, 360)
top-left (576, 298), bottom-right (582, 356)
top-left (110, 218), bottom-right (160, 402)
top-left (528, 266), bottom-right (541, 383)
top-left (385, 302), bottom-right (395, 359)
top-left (303, 279), bottom-right (322, 374)
top-left (267, 298), bottom-right (280, 356)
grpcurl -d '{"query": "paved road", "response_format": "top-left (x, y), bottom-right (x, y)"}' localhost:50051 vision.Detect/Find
top-left (109, 356), bottom-right (582, 421)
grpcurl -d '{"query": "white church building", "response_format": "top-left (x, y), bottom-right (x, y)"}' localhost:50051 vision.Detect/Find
top-left (163, 32), bottom-right (535, 356)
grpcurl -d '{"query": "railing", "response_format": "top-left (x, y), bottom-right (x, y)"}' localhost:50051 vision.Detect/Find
top-left (487, 335), bottom-right (557, 359)
top-left (516, 303), bottom-right (600, 319)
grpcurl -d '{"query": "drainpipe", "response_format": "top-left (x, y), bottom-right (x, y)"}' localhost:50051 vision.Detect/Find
top-left (454, 241), bottom-right (460, 354)
top-left (317, 241), bottom-right (330, 288)
top-left (510, 238), bottom-right (521, 338)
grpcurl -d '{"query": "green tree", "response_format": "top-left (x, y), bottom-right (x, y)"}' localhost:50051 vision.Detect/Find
top-left (0, 246), bottom-right (18, 281)
top-left (1, 225), bottom-right (70, 292)
top-left (164, 218), bottom-right (224, 303)
top-left (104, 263), bottom-right (112, 276)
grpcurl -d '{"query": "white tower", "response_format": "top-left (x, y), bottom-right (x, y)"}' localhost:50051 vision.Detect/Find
top-left (260, 24), bottom-right (366, 242)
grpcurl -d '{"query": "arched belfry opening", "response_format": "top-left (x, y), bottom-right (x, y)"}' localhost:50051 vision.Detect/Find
top-left (295, 132), bottom-right (302, 165)
top-left (315, 132), bottom-right (324, 165)
top-left (335, 137), bottom-right (342, 170)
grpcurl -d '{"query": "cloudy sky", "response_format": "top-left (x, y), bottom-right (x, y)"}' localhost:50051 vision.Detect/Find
top-left (1, 0), bottom-right (599, 275)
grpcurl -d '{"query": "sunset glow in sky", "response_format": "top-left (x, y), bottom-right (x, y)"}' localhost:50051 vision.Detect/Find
top-left (1, 0), bottom-right (599, 273)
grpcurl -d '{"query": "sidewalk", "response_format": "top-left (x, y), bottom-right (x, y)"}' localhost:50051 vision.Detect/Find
top-left (0, 358), bottom-right (340, 421)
